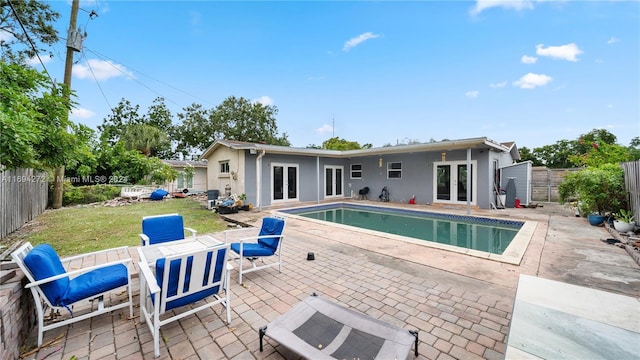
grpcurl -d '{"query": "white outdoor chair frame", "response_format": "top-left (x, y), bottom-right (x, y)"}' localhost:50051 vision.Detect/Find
top-left (137, 244), bottom-right (232, 358)
top-left (224, 215), bottom-right (287, 284)
top-left (11, 242), bottom-right (133, 346)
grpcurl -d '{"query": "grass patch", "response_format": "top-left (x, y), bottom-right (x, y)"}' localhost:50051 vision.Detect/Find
top-left (7, 198), bottom-right (228, 257)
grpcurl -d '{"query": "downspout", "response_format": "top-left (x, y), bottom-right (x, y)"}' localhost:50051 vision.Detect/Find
top-left (317, 156), bottom-right (320, 204)
top-left (256, 149), bottom-right (266, 211)
top-left (466, 147), bottom-right (471, 214)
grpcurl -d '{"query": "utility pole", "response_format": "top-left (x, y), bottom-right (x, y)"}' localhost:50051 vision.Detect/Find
top-left (52, 0), bottom-right (80, 209)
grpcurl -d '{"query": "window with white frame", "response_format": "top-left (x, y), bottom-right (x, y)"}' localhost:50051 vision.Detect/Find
top-left (350, 164), bottom-right (362, 179)
top-left (219, 161), bottom-right (230, 176)
top-left (387, 162), bottom-right (402, 179)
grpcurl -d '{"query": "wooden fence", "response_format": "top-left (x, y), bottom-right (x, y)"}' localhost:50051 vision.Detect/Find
top-left (622, 160), bottom-right (640, 224)
top-left (0, 168), bottom-right (49, 239)
top-left (530, 166), bottom-right (581, 202)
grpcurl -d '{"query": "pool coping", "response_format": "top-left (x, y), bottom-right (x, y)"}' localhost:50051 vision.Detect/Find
top-left (276, 202), bottom-right (537, 265)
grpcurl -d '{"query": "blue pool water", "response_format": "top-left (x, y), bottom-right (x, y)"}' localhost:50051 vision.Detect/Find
top-left (281, 203), bottom-right (524, 255)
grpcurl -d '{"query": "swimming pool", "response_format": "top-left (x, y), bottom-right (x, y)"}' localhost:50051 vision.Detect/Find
top-left (279, 203), bottom-right (536, 264)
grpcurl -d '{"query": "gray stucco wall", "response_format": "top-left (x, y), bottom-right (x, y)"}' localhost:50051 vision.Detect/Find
top-left (246, 148), bottom-right (502, 209)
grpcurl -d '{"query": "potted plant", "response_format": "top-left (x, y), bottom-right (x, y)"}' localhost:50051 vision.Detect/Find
top-left (613, 209), bottom-right (635, 233)
top-left (558, 164), bottom-right (628, 226)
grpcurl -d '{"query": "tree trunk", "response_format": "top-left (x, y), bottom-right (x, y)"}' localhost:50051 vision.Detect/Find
top-left (52, 166), bottom-right (64, 209)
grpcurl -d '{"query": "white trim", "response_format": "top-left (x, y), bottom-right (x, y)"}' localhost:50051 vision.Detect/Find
top-left (433, 160), bottom-right (478, 205)
top-left (323, 165), bottom-right (344, 198)
top-left (271, 162), bottom-right (299, 203)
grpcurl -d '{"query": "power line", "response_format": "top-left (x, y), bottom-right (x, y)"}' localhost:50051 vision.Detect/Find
top-left (83, 47), bottom-right (218, 108)
top-left (80, 50), bottom-right (112, 110)
top-left (6, 0), bottom-right (56, 88)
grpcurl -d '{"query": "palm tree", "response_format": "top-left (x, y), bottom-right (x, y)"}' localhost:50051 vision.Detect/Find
top-left (120, 124), bottom-right (168, 157)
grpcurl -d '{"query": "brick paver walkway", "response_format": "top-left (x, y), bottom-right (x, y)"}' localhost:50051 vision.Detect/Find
top-left (17, 202), bottom-right (640, 359)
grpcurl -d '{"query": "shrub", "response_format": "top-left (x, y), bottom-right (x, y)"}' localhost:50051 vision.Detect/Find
top-left (558, 164), bottom-right (628, 216)
top-left (62, 183), bottom-right (121, 206)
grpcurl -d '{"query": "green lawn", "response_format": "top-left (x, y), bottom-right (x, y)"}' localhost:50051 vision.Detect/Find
top-left (9, 198), bottom-right (228, 256)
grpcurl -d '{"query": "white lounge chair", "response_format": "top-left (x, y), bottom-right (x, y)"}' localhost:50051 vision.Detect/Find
top-left (11, 242), bottom-right (133, 346)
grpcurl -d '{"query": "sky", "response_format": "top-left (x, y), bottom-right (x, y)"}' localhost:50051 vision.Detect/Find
top-left (34, 0), bottom-right (640, 150)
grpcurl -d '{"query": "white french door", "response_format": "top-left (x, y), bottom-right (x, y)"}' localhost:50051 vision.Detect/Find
top-left (272, 163), bottom-right (298, 202)
top-left (433, 161), bottom-right (477, 205)
top-left (324, 165), bottom-right (344, 198)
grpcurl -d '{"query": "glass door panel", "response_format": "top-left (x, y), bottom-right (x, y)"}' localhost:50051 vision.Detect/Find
top-left (287, 166), bottom-right (297, 199)
top-left (273, 166), bottom-right (284, 200)
top-left (436, 165), bottom-right (451, 200)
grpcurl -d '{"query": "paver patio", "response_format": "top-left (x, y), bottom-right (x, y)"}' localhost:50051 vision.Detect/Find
top-left (16, 202), bottom-right (640, 359)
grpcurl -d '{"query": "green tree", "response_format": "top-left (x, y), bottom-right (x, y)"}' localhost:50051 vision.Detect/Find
top-left (518, 146), bottom-right (543, 166)
top-left (174, 96), bottom-right (290, 158)
top-left (322, 137), bottom-right (366, 150)
top-left (0, 61), bottom-right (76, 170)
top-left (65, 123), bottom-right (97, 177)
top-left (0, 0), bottom-right (60, 63)
top-left (174, 103), bottom-right (214, 158)
top-left (569, 142), bottom-right (633, 167)
top-left (99, 98), bottom-right (173, 158)
top-left (98, 98), bottom-right (143, 146)
top-left (214, 96), bottom-right (289, 145)
top-left (94, 142), bottom-right (174, 185)
top-left (629, 136), bottom-right (640, 161)
top-left (144, 97), bottom-right (174, 158)
top-left (532, 129), bottom-right (623, 168)
top-left (120, 123), bottom-right (169, 157)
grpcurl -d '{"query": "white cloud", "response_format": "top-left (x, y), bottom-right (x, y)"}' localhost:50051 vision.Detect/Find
top-left (70, 107), bottom-right (95, 119)
top-left (73, 59), bottom-right (133, 80)
top-left (536, 43), bottom-right (583, 62)
top-left (26, 55), bottom-right (53, 67)
top-left (490, 81), bottom-right (507, 88)
top-left (607, 37), bottom-right (620, 45)
top-left (343, 32), bottom-right (380, 52)
top-left (315, 124), bottom-right (333, 134)
top-left (513, 73), bottom-right (553, 89)
top-left (253, 96), bottom-right (274, 106)
top-left (470, 0), bottom-right (534, 15)
top-left (521, 55), bottom-right (538, 64)
top-left (0, 29), bottom-right (14, 42)
top-left (465, 90), bottom-right (479, 98)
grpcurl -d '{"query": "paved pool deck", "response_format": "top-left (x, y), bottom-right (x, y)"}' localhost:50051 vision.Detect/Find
top-left (17, 201), bottom-right (640, 360)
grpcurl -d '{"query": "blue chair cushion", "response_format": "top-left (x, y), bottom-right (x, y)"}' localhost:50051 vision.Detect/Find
top-left (230, 242), bottom-right (276, 257)
top-left (62, 264), bottom-right (129, 306)
top-left (142, 215), bottom-right (185, 245)
top-left (23, 244), bottom-right (70, 305)
top-left (256, 217), bottom-right (285, 251)
top-left (155, 248), bottom-right (226, 311)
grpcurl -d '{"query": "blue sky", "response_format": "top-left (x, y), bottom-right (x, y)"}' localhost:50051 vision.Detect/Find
top-left (39, 0), bottom-right (639, 150)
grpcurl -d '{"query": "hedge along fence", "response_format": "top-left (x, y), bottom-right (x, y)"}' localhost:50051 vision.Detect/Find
top-left (1, 168), bottom-right (49, 239)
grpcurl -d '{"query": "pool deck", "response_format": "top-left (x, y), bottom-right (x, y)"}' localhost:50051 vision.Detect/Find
top-left (16, 201), bottom-right (640, 359)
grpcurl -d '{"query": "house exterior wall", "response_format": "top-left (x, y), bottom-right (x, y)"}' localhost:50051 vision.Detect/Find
top-left (164, 167), bottom-right (207, 192)
top-left (204, 142), bottom-right (516, 210)
top-left (204, 147), bottom-right (246, 196)
top-left (245, 149), bottom-right (498, 208)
